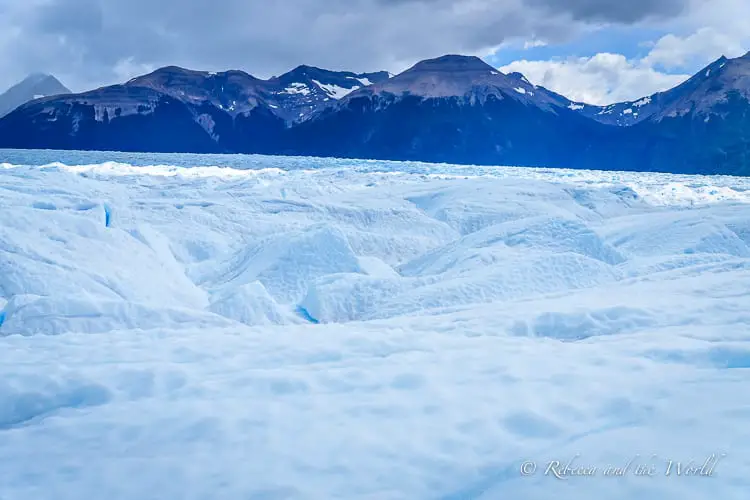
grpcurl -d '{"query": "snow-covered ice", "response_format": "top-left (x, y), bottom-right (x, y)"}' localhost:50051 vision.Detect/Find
top-left (1, 152), bottom-right (749, 499)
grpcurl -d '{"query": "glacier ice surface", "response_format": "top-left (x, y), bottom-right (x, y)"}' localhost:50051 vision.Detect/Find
top-left (1, 152), bottom-right (750, 499)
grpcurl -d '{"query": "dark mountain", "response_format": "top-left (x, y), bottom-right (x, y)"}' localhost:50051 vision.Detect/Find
top-left (284, 53), bottom-right (750, 174)
top-left (119, 67), bottom-right (286, 153)
top-left (593, 52), bottom-right (750, 175)
top-left (349, 55), bottom-right (569, 106)
top-left (125, 65), bottom-right (390, 123)
top-left (0, 85), bottom-right (226, 153)
top-left (0, 65), bottom-right (390, 153)
top-left (282, 55), bottom-right (611, 168)
top-left (0, 73), bottom-right (71, 118)
top-left (1, 53), bottom-right (750, 175)
top-left (124, 66), bottom-right (266, 114)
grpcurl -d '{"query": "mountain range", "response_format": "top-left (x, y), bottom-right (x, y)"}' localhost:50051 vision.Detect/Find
top-left (1, 53), bottom-right (749, 175)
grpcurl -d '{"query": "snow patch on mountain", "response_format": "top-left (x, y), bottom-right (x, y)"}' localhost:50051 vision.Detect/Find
top-left (312, 79), bottom-right (358, 99)
top-left (279, 82), bottom-right (311, 96)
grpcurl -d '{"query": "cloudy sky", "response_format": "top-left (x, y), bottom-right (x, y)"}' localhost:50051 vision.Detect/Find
top-left (0, 0), bottom-right (748, 105)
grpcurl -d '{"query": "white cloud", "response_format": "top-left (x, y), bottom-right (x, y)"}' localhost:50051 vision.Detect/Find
top-left (113, 57), bottom-right (156, 85)
top-left (500, 53), bottom-right (689, 105)
top-left (643, 27), bottom-right (747, 70)
top-left (523, 39), bottom-right (548, 49)
top-left (496, 0), bottom-right (750, 106)
top-left (685, 0), bottom-right (750, 39)
top-left (0, 0), bottom-right (697, 92)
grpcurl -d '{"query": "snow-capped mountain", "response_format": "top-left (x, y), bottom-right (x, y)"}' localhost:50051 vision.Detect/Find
top-left (265, 65), bottom-right (390, 122)
top-left (576, 54), bottom-right (750, 126)
top-left (0, 73), bottom-right (71, 118)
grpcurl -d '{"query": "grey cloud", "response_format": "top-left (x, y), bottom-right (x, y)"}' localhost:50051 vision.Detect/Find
top-left (0, 0), bottom-right (689, 92)
top-left (379, 0), bottom-right (688, 22)
top-left (33, 0), bottom-right (104, 34)
top-left (529, 0), bottom-right (689, 23)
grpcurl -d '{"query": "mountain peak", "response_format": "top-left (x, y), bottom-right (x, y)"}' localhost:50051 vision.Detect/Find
top-left (284, 64), bottom-right (315, 76)
top-left (409, 54), bottom-right (495, 73)
top-left (278, 65), bottom-right (389, 83)
top-left (15, 73), bottom-right (69, 91)
top-left (135, 65), bottom-right (208, 79)
top-left (342, 53), bottom-right (571, 110)
top-left (364, 53), bottom-right (500, 96)
top-left (22, 72), bottom-right (52, 83)
top-left (288, 64), bottom-right (324, 74)
top-left (128, 66), bottom-right (260, 90)
top-left (278, 65), bottom-right (342, 83)
top-left (0, 73), bottom-right (71, 117)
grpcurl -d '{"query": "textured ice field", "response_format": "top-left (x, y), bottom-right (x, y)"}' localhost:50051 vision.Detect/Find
top-left (1, 154), bottom-right (750, 499)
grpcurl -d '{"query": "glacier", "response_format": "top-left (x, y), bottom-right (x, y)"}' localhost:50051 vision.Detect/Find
top-left (1, 153), bottom-right (749, 499)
